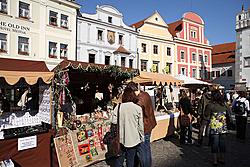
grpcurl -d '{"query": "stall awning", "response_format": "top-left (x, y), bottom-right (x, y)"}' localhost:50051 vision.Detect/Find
top-left (140, 71), bottom-right (183, 85)
top-left (126, 75), bottom-right (153, 84)
top-left (0, 58), bottom-right (54, 85)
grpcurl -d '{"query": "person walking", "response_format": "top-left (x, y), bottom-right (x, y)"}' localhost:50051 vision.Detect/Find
top-left (111, 86), bottom-right (144, 167)
top-left (204, 90), bottom-right (230, 166)
top-left (197, 87), bottom-right (212, 146)
top-left (232, 91), bottom-right (250, 140)
top-left (127, 82), bottom-right (157, 167)
top-left (179, 90), bottom-right (193, 145)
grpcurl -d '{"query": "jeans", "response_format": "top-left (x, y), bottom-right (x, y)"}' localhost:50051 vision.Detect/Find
top-left (236, 115), bottom-right (247, 139)
top-left (115, 144), bottom-right (139, 167)
top-left (180, 125), bottom-right (192, 144)
top-left (198, 119), bottom-right (210, 145)
top-left (211, 134), bottom-right (226, 153)
top-left (137, 133), bottom-right (152, 167)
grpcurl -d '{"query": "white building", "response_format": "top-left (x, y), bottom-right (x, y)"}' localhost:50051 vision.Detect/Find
top-left (235, 7), bottom-right (250, 90)
top-left (77, 5), bottom-right (138, 68)
top-left (211, 42), bottom-right (235, 90)
top-left (0, 0), bottom-right (80, 70)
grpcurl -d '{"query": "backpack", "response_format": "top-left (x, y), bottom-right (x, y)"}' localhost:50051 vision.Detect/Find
top-left (233, 100), bottom-right (246, 115)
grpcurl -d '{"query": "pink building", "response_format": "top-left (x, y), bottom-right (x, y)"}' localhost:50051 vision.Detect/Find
top-left (168, 12), bottom-right (212, 81)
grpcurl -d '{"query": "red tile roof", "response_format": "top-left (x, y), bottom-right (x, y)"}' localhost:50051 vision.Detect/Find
top-left (130, 19), bottom-right (146, 28)
top-left (113, 46), bottom-right (131, 54)
top-left (212, 42), bottom-right (236, 65)
top-left (168, 20), bottom-right (183, 37)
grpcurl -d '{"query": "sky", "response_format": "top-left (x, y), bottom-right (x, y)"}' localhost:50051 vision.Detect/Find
top-left (76, 0), bottom-right (250, 45)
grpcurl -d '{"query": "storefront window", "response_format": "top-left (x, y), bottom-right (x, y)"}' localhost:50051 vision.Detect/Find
top-left (18, 36), bottom-right (29, 55)
top-left (19, 1), bottom-right (30, 19)
top-left (0, 33), bottom-right (7, 53)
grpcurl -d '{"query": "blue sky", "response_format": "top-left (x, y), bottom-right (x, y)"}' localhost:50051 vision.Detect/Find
top-left (76, 0), bottom-right (250, 45)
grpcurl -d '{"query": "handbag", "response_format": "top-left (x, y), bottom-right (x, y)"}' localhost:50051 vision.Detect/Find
top-left (103, 103), bottom-right (121, 157)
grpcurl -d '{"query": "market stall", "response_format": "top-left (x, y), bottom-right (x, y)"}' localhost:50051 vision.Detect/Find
top-left (52, 60), bottom-right (138, 167)
top-left (131, 71), bottom-right (183, 141)
top-left (0, 58), bottom-right (54, 167)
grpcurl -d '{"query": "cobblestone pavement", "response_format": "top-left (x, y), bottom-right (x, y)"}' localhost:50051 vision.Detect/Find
top-left (90, 120), bottom-right (250, 167)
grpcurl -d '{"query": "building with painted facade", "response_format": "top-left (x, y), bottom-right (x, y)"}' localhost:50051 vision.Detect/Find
top-left (235, 7), bottom-right (250, 90)
top-left (77, 5), bottom-right (138, 69)
top-left (0, 0), bottom-right (80, 70)
top-left (168, 12), bottom-right (212, 80)
top-left (131, 11), bottom-right (175, 75)
top-left (211, 42), bottom-right (235, 90)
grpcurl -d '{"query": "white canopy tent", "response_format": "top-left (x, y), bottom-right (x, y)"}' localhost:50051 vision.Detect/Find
top-left (174, 74), bottom-right (212, 88)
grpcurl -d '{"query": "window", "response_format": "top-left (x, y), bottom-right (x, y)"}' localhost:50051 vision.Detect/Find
top-left (49, 42), bottom-right (57, 58)
top-left (60, 44), bottom-right (68, 59)
top-left (199, 55), bottom-right (203, 62)
top-left (61, 14), bottom-right (68, 29)
top-left (181, 68), bottom-right (186, 75)
top-left (89, 54), bottom-right (95, 63)
top-left (199, 68), bottom-right (203, 78)
top-left (152, 61), bottom-right (159, 73)
top-left (153, 45), bottom-right (158, 54)
top-left (119, 35), bottom-right (123, 45)
top-left (129, 59), bottom-right (133, 68)
top-left (49, 11), bottom-right (58, 26)
top-left (221, 69), bottom-right (226, 76)
top-left (238, 15), bottom-right (241, 20)
top-left (192, 53), bottom-right (196, 61)
top-left (227, 70), bottom-right (232, 77)
top-left (121, 57), bottom-right (126, 67)
top-left (204, 55), bottom-right (208, 63)
top-left (204, 70), bottom-right (208, 79)
top-left (244, 57), bottom-right (250, 67)
top-left (0, 33), bottom-right (7, 53)
top-left (108, 16), bottom-right (112, 23)
top-left (165, 63), bottom-right (171, 74)
top-left (141, 60), bottom-right (147, 71)
top-left (180, 51), bottom-right (185, 60)
top-left (18, 36), bottom-right (29, 55)
top-left (216, 71), bottom-right (220, 77)
top-left (142, 43), bottom-right (146, 53)
top-left (167, 47), bottom-right (171, 56)
top-left (105, 56), bottom-right (110, 65)
top-left (0, 0), bottom-right (7, 14)
top-left (97, 30), bottom-right (103, 40)
top-left (211, 71), bottom-right (215, 77)
top-left (192, 69), bottom-right (197, 78)
top-left (19, 1), bottom-right (30, 19)
top-left (191, 30), bottom-right (196, 38)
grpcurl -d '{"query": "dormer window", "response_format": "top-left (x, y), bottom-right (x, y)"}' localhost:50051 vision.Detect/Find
top-left (0, 0), bottom-right (7, 14)
top-left (19, 1), bottom-right (30, 19)
top-left (108, 16), bottom-right (112, 23)
top-left (49, 11), bottom-right (58, 26)
top-left (61, 14), bottom-right (68, 29)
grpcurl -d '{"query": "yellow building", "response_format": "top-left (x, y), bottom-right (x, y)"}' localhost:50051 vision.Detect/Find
top-left (131, 11), bottom-right (176, 75)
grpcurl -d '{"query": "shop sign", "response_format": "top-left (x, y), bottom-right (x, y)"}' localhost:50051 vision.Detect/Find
top-left (0, 21), bottom-right (30, 34)
top-left (18, 135), bottom-right (37, 151)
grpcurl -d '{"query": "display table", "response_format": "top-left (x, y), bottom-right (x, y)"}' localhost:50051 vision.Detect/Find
top-left (151, 112), bottom-right (180, 142)
top-left (0, 131), bottom-right (53, 167)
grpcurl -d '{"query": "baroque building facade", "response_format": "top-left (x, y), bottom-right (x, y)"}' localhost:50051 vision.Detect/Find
top-left (168, 12), bottom-right (212, 80)
top-left (77, 5), bottom-right (138, 68)
top-left (235, 7), bottom-right (250, 90)
top-left (131, 11), bottom-right (175, 75)
top-left (0, 0), bottom-right (80, 70)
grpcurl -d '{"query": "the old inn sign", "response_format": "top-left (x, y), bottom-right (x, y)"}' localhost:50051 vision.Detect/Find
top-left (0, 21), bottom-right (30, 34)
